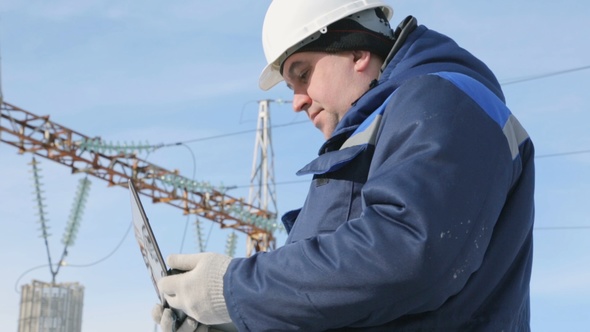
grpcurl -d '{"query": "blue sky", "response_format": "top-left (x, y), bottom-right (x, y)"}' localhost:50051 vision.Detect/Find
top-left (1, 1), bottom-right (589, 331)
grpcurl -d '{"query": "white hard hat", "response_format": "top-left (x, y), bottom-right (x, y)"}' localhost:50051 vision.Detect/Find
top-left (259, 0), bottom-right (394, 91)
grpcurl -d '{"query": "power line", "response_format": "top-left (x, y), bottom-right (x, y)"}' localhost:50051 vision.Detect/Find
top-left (234, 148), bottom-right (590, 190)
top-left (232, 179), bottom-right (309, 189)
top-left (536, 149), bottom-right (590, 159)
top-left (158, 120), bottom-right (307, 148)
top-left (154, 65), bottom-right (590, 148)
top-left (66, 223), bottom-right (132, 268)
top-left (149, 65), bottom-right (590, 194)
top-left (14, 222), bottom-right (133, 293)
top-left (500, 64), bottom-right (590, 86)
top-left (534, 226), bottom-right (590, 231)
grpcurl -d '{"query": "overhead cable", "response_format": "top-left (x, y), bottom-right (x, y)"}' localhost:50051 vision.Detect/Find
top-left (155, 65), bottom-right (590, 148)
top-left (501, 64), bottom-right (590, 86)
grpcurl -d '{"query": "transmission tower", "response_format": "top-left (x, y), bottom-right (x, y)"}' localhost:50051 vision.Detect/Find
top-left (247, 99), bottom-right (282, 256)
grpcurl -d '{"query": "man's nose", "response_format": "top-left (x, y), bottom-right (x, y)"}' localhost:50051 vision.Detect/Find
top-left (292, 93), bottom-right (312, 113)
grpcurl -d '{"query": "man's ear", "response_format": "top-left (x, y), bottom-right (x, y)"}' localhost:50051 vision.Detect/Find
top-left (352, 50), bottom-right (372, 72)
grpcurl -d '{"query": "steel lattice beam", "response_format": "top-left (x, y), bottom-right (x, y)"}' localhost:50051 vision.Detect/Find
top-left (1, 101), bottom-right (276, 253)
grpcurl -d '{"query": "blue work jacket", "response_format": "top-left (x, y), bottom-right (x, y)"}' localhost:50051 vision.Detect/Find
top-left (224, 18), bottom-right (534, 331)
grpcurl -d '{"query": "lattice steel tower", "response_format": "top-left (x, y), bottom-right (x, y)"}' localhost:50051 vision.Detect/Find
top-left (247, 100), bottom-right (280, 256)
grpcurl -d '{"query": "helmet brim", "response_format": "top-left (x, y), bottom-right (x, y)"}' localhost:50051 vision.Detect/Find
top-left (259, 62), bottom-right (282, 91)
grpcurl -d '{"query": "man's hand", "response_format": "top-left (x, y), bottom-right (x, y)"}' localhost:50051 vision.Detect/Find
top-left (158, 252), bottom-right (233, 325)
top-left (152, 304), bottom-right (217, 332)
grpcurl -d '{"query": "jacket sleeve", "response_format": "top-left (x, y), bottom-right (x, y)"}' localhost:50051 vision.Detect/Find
top-left (223, 75), bottom-right (516, 331)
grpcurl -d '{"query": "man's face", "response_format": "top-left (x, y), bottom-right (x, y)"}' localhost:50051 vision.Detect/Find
top-left (282, 51), bottom-right (371, 139)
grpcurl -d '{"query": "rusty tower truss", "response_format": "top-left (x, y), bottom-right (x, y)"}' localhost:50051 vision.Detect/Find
top-left (0, 101), bottom-right (277, 253)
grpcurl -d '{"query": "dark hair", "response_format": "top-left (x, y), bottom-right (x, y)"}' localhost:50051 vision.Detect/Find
top-left (280, 8), bottom-right (395, 74)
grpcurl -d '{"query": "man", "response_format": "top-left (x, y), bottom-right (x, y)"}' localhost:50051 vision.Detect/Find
top-left (154, 0), bottom-right (535, 330)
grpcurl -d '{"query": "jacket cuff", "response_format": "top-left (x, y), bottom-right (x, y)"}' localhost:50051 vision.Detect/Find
top-left (208, 255), bottom-right (232, 323)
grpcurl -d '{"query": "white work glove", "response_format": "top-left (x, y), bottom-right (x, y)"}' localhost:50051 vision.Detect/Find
top-left (158, 252), bottom-right (233, 326)
top-left (152, 303), bottom-right (206, 332)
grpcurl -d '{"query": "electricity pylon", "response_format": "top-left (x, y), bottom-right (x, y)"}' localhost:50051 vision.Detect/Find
top-left (247, 99), bottom-right (284, 256)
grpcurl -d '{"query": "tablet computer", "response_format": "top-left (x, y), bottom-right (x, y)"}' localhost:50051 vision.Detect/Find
top-left (129, 179), bottom-right (169, 302)
top-left (128, 180), bottom-right (237, 332)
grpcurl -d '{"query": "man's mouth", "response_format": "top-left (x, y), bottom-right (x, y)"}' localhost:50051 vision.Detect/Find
top-left (309, 109), bottom-right (322, 124)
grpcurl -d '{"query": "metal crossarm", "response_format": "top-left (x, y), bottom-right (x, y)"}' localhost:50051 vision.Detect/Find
top-left (1, 101), bottom-right (276, 253)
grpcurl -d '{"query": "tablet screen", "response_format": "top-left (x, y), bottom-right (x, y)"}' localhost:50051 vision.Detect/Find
top-left (129, 180), bottom-right (167, 303)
